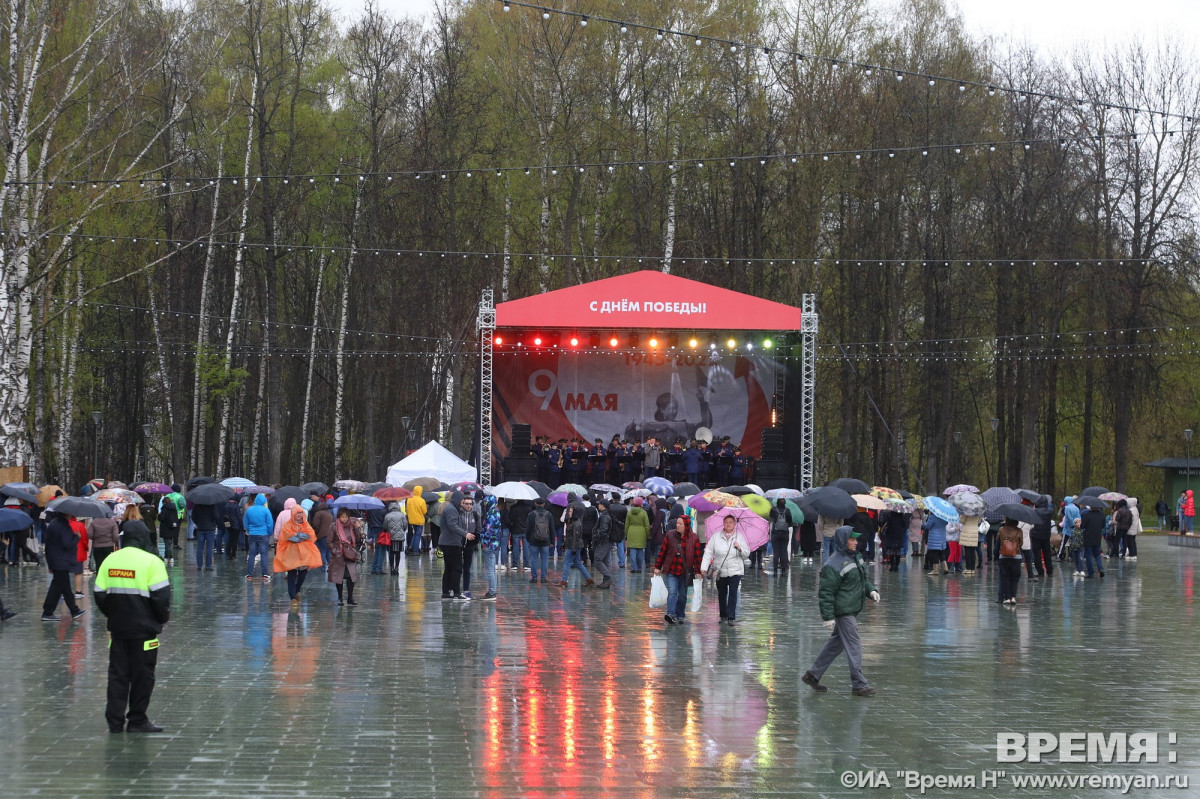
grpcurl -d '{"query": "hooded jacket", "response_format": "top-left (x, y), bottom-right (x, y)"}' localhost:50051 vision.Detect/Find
top-left (1080, 508), bottom-right (1107, 548)
top-left (1113, 499), bottom-right (1133, 535)
top-left (273, 498), bottom-right (297, 540)
top-left (1062, 497), bottom-right (1081, 533)
top-left (1030, 495), bottom-right (1054, 540)
top-left (93, 523), bottom-right (170, 639)
top-left (625, 505), bottom-right (650, 548)
top-left (273, 507), bottom-right (323, 572)
top-left (88, 515), bottom-right (121, 549)
top-left (818, 526), bottom-right (876, 620)
top-left (244, 493), bottom-right (274, 536)
top-left (406, 486), bottom-right (428, 525)
top-left (1127, 498), bottom-right (1142, 535)
top-left (1186, 490), bottom-right (1195, 518)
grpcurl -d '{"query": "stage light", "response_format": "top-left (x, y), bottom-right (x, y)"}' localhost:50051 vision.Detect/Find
top-left (609, 336), bottom-right (620, 348)
top-left (745, 341), bottom-right (754, 350)
top-left (533, 335), bottom-right (543, 346)
top-left (493, 335), bottom-right (503, 345)
top-left (726, 337), bottom-right (738, 349)
top-left (569, 335), bottom-right (580, 347)
top-left (688, 337), bottom-right (699, 348)
top-left (648, 336), bottom-right (659, 349)
top-left (763, 338), bottom-right (773, 349)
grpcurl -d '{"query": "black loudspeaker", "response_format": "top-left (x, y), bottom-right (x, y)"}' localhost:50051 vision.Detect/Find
top-left (503, 455), bottom-right (538, 482)
top-left (753, 459), bottom-right (792, 490)
top-left (760, 429), bottom-right (785, 459)
top-left (510, 423), bottom-right (532, 450)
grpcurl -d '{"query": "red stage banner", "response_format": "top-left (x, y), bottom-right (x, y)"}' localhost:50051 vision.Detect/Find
top-left (492, 350), bottom-right (778, 458)
top-left (494, 270), bottom-right (803, 331)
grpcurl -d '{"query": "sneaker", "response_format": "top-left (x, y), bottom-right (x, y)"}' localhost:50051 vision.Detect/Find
top-left (852, 686), bottom-right (877, 697)
top-left (481, 592), bottom-right (498, 601)
top-left (71, 608), bottom-right (87, 620)
top-left (461, 592), bottom-right (475, 600)
top-left (0, 610), bottom-right (16, 621)
top-left (1098, 570), bottom-right (1104, 578)
top-left (802, 671), bottom-right (828, 693)
top-left (41, 614), bottom-right (60, 621)
top-left (246, 575), bottom-right (254, 582)
top-left (262, 575), bottom-right (271, 583)
top-left (1129, 556), bottom-right (1137, 561)
top-left (726, 618), bottom-right (736, 626)
top-left (441, 593), bottom-right (454, 600)
top-left (452, 594), bottom-right (471, 602)
top-left (664, 614), bottom-right (676, 624)
top-left (73, 592), bottom-right (84, 599)
top-left (524, 567), bottom-right (531, 572)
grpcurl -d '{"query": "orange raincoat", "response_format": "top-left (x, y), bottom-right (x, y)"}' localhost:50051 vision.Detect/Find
top-left (273, 507), bottom-right (324, 573)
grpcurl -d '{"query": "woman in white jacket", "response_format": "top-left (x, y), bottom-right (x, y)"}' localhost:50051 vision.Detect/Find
top-left (700, 514), bottom-right (749, 625)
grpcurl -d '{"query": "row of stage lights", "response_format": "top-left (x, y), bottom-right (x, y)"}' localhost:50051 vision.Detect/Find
top-left (491, 331), bottom-right (780, 352)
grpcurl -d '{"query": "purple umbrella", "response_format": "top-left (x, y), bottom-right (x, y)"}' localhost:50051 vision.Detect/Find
top-left (132, 482), bottom-right (172, 495)
top-left (547, 490), bottom-right (573, 507)
top-left (942, 484), bottom-right (980, 496)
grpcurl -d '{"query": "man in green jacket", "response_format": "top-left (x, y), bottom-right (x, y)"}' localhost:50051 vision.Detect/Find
top-left (802, 525), bottom-right (879, 696)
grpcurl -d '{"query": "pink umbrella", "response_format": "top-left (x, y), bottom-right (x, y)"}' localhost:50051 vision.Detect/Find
top-left (705, 506), bottom-right (770, 551)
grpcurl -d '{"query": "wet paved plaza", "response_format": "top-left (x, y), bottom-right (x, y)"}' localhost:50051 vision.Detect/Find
top-left (2, 537), bottom-right (1199, 798)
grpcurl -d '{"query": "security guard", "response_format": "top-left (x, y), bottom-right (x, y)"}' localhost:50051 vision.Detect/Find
top-left (93, 523), bottom-right (171, 733)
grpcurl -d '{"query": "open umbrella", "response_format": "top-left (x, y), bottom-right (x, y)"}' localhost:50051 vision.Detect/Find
top-left (452, 481), bottom-right (484, 495)
top-left (784, 499), bottom-right (805, 525)
top-left (93, 488), bottom-right (142, 505)
top-left (188, 483), bottom-right (236, 505)
top-left (0, 486), bottom-right (39, 505)
top-left (132, 482), bottom-right (172, 495)
top-left (547, 490), bottom-right (575, 507)
top-left (923, 496), bottom-right (960, 524)
top-left (942, 484), bottom-right (980, 496)
top-left (621, 481), bottom-right (644, 490)
top-left (672, 481), bottom-right (701, 498)
top-left (994, 503), bottom-right (1042, 525)
top-left (643, 476), bottom-right (674, 497)
top-left (269, 486), bottom-right (309, 517)
top-left (589, 482), bottom-right (622, 496)
top-left (47, 496), bottom-right (112, 518)
top-left (2, 481), bottom-right (39, 493)
top-left (362, 482), bottom-right (391, 495)
top-left (331, 494), bottom-right (385, 511)
top-left (1074, 495), bottom-right (1108, 510)
top-left (1098, 491), bottom-right (1127, 503)
top-left (0, 507), bottom-right (34, 532)
top-left (186, 476), bottom-right (217, 490)
top-left (949, 492), bottom-right (987, 516)
top-left (980, 486), bottom-right (1022, 511)
top-left (1014, 489), bottom-right (1041, 503)
top-left (299, 481), bottom-right (330, 495)
top-left (827, 477), bottom-right (870, 494)
top-left (37, 485), bottom-right (65, 506)
top-left (106, 481), bottom-right (129, 489)
top-left (706, 506), bottom-right (771, 551)
top-left (764, 488), bottom-right (802, 500)
top-left (621, 488), bottom-right (652, 501)
top-left (689, 490), bottom-right (745, 512)
top-left (402, 476), bottom-right (442, 492)
top-left (851, 493), bottom-right (888, 511)
top-left (221, 477), bottom-right (256, 489)
top-left (244, 485), bottom-right (275, 495)
top-left (488, 482), bottom-right (541, 501)
top-left (719, 485), bottom-right (756, 496)
top-left (557, 483), bottom-right (589, 498)
top-left (374, 486), bottom-right (413, 502)
top-left (333, 479), bottom-right (366, 492)
top-left (742, 493), bottom-right (772, 519)
top-left (805, 487), bottom-right (858, 519)
top-left (526, 481), bottom-right (551, 499)
top-left (869, 486), bottom-right (904, 503)
top-left (1078, 486), bottom-right (1110, 498)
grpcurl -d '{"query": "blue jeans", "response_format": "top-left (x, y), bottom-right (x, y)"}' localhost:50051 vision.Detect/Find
top-left (561, 549), bottom-right (591, 583)
top-left (483, 549), bottom-right (498, 594)
top-left (371, 541), bottom-right (387, 573)
top-left (616, 540), bottom-right (626, 567)
top-left (628, 547), bottom-right (645, 571)
top-left (1158, 514), bottom-right (1167, 528)
top-left (1084, 545), bottom-right (1104, 576)
top-left (316, 537), bottom-right (329, 568)
top-left (195, 529), bottom-right (215, 568)
top-left (822, 537), bottom-right (836, 562)
top-left (215, 528), bottom-right (227, 553)
top-left (499, 527), bottom-right (510, 565)
top-left (246, 536), bottom-right (271, 577)
top-left (664, 572), bottom-right (690, 620)
top-left (408, 524), bottom-right (424, 552)
top-left (529, 545), bottom-right (550, 580)
top-left (510, 536), bottom-right (527, 570)
top-left (1185, 515), bottom-right (1194, 533)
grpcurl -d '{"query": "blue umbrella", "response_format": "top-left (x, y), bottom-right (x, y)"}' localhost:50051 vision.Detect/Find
top-left (644, 476), bottom-right (675, 497)
top-left (220, 477), bottom-right (256, 489)
top-left (2, 481), bottom-right (39, 493)
top-left (331, 494), bottom-right (385, 511)
top-left (923, 496), bottom-right (960, 524)
top-left (0, 486), bottom-right (38, 504)
top-left (0, 508), bottom-right (34, 532)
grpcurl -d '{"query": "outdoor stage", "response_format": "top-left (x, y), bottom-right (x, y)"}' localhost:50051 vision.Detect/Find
top-left (476, 271), bottom-right (818, 488)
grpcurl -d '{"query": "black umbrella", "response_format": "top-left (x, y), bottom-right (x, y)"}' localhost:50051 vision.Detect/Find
top-left (0, 508), bottom-right (35, 532)
top-left (186, 475), bottom-right (217, 490)
top-left (526, 481), bottom-right (551, 499)
top-left (188, 483), bottom-right (235, 505)
top-left (299, 481), bottom-right (330, 495)
top-left (993, 503), bottom-right (1042, 525)
top-left (0, 486), bottom-right (39, 505)
top-left (898, 490), bottom-right (914, 499)
top-left (1078, 486), bottom-right (1110, 498)
top-left (719, 485), bottom-right (756, 496)
top-left (672, 482), bottom-right (701, 497)
top-left (1014, 489), bottom-right (1041, 503)
top-left (47, 496), bottom-right (112, 518)
top-left (269, 486), bottom-right (309, 518)
top-left (1074, 495), bottom-right (1108, 510)
top-left (806, 486), bottom-right (858, 520)
top-left (827, 477), bottom-right (871, 494)
top-left (362, 482), bottom-right (390, 495)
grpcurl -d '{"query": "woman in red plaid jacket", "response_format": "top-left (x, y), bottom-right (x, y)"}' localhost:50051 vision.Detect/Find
top-left (654, 516), bottom-right (703, 624)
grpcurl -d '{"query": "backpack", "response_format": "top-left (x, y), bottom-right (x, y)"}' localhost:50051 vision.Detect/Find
top-left (609, 514), bottom-right (626, 543)
top-left (772, 510), bottom-right (789, 533)
top-left (530, 511), bottom-right (552, 546)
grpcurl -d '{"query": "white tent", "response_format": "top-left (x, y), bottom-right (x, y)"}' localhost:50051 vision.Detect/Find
top-left (385, 441), bottom-right (477, 487)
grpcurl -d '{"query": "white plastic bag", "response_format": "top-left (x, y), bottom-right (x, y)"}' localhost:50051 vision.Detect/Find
top-left (690, 577), bottom-right (703, 612)
top-left (649, 575), bottom-right (668, 608)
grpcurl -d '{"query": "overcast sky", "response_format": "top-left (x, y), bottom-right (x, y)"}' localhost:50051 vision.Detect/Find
top-left (324, 0), bottom-right (1194, 55)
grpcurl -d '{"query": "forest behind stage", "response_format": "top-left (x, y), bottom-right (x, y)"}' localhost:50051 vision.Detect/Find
top-left (1, 0), bottom-right (1197, 499)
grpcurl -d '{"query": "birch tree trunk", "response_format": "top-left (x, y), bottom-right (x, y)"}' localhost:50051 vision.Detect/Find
top-left (55, 266), bottom-right (83, 483)
top-left (333, 183), bottom-right (364, 478)
top-left (300, 249), bottom-right (328, 481)
top-left (189, 158), bottom-right (224, 476)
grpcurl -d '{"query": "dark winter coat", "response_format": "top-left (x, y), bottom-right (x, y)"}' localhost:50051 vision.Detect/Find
top-left (44, 514), bottom-right (80, 571)
top-left (818, 526), bottom-right (877, 620)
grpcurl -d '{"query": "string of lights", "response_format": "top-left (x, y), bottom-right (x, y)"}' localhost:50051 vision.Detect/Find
top-left (0, 130), bottom-right (1178, 189)
top-left (12, 229), bottom-right (1167, 270)
top-left (497, 1), bottom-right (1199, 125)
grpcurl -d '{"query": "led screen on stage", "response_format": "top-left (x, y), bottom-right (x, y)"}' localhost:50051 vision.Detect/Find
top-left (492, 351), bottom-right (778, 458)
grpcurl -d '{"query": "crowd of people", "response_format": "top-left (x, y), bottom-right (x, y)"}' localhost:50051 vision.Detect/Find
top-left (526, 433), bottom-right (748, 489)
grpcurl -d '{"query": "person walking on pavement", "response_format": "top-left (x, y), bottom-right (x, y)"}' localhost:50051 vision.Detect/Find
top-left (802, 526), bottom-right (879, 696)
top-left (273, 505), bottom-right (323, 607)
top-left (191, 500), bottom-right (219, 571)
top-left (653, 515), bottom-right (703, 624)
top-left (328, 508), bottom-right (363, 605)
top-left (524, 498), bottom-right (555, 585)
top-left (93, 522), bottom-right (170, 732)
top-left (405, 486), bottom-right (427, 554)
top-left (158, 487), bottom-right (184, 564)
top-left (559, 503), bottom-right (593, 588)
top-left (243, 493), bottom-right (274, 582)
top-left (700, 513), bottom-right (747, 624)
top-left (41, 511), bottom-right (86, 621)
top-left (590, 499), bottom-right (617, 589)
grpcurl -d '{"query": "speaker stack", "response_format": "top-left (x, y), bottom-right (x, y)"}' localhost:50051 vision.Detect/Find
top-left (510, 423), bottom-right (532, 451)
top-left (753, 459), bottom-right (792, 490)
top-left (760, 429), bottom-right (786, 460)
